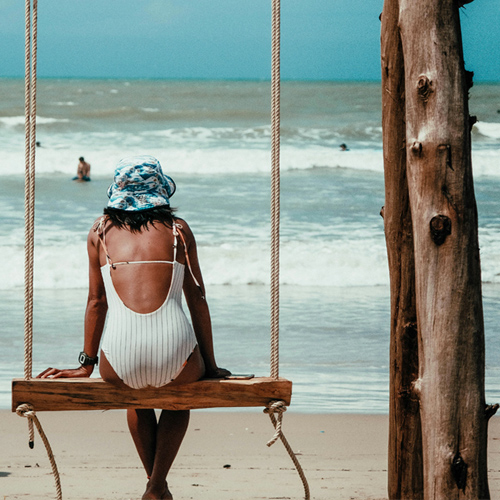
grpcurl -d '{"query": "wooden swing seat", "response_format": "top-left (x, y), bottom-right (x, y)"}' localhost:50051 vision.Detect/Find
top-left (11, 377), bottom-right (292, 412)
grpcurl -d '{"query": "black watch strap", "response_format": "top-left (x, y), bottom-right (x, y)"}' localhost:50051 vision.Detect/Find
top-left (79, 351), bottom-right (99, 366)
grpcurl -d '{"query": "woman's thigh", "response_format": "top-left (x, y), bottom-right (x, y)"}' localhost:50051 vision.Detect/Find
top-left (99, 350), bottom-right (130, 389)
top-left (168, 345), bottom-right (205, 386)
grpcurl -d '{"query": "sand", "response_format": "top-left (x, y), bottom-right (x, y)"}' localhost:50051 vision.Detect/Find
top-left (1, 410), bottom-right (499, 500)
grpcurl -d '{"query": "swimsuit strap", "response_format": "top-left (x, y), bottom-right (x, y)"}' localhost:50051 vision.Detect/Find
top-left (173, 220), bottom-right (205, 300)
top-left (172, 222), bottom-right (179, 263)
top-left (95, 216), bottom-right (204, 299)
top-left (111, 260), bottom-right (175, 267)
top-left (95, 216), bottom-right (114, 267)
top-left (96, 217), bottom-right (175, 269)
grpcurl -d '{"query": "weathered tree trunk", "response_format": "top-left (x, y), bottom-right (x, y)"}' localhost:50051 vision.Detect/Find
top-left (382, 0), bottom-right (498, 498)
top-left (399, 0), bottom-right (490, 498)
top-left (381, 0), bottom-right (423, 498)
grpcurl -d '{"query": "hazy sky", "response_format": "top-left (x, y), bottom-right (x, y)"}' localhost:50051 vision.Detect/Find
top-left (0, 0), bottom-right (498, 81)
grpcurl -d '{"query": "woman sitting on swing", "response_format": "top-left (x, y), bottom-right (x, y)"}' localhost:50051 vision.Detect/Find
top-left (39, 155), bottom-right (230, 500)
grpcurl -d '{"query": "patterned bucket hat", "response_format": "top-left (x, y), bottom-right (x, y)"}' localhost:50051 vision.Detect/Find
top-left (107, 155), bottom-right (176, 211)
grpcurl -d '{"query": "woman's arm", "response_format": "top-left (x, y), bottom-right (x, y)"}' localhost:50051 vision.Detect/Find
top-left (179, 220), bottom-right (230, 378)
top-left (38, 225), bottom-right (108, 379)
top-left (82, 227), bottom-right (108, 368)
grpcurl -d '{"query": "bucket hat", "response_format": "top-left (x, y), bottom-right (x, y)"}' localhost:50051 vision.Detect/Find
top-left (107, 155), bottom-right (176, 211)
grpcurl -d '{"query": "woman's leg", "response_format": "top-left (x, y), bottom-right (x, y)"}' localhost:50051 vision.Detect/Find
top-left (100, 348), bottom-right (205, 499)
top-left (127, 408), bottom-right (158, 478)
top-left (100, 353), bottom-right (158, 478)
top-left (142, 347), bottom-right (204, 498)
top-left (143, 410), bottom-right (190, 499)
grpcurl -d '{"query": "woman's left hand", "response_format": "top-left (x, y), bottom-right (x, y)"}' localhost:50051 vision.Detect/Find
top-left (37, 365), bottom-right (93, 379)
top-left (205, 367), bottom-right (232, 379)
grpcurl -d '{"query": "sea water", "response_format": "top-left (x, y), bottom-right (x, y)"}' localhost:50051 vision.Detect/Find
top-left (0, 79), bottom-right (499, 413)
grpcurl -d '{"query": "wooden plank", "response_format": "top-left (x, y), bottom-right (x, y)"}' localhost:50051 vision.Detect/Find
top-left (12, 377), bottom-right (292, 412)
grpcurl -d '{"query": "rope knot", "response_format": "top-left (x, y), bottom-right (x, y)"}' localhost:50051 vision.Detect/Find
top-left (264, 399), bottom-right (287, 416)
top-left (264, 400), bottom-right (287, 447)
top-left (16, 403), bottom-right (35, 418)
top-left (16, 402), bottom-right (62, 499)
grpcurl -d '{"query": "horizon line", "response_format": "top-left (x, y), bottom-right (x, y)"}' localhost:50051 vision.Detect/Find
top-left (1, 75), bottom-right (499, 84)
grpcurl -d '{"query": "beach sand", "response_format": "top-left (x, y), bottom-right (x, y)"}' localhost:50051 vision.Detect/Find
top-left (1, 410), bottom-right (499, 500)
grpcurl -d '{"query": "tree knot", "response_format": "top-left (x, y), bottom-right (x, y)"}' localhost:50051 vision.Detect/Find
top-left (451, 453), bottom-right (467, 492)
top-left (485, 403), bottom-right (499, 420)
top-left (430, 215), bottom-right (451, 245)
top-left (416, 75), bottom-right (433, 102)
top-left (410, 141), bottom-right (422, 155)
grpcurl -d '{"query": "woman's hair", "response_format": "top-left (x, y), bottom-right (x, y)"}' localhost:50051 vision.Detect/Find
top-left (103, 206), bottom-right (177, 233)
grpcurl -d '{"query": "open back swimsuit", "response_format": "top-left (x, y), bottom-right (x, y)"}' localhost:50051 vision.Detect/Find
top-left (98, 220), bottom-right (199, 389)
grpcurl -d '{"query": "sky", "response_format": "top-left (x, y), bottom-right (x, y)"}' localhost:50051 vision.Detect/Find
top-left (0, 0), bottom-right (498, 81)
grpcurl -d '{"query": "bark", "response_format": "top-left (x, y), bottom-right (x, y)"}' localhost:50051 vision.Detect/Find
top-left (381, 0), bottom-right (423, 497)
top-left (399, 1), bottom-right (489, 498)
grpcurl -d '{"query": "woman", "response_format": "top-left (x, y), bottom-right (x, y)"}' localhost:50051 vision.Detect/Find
top-left (39, 155), bottom-right (230, 500)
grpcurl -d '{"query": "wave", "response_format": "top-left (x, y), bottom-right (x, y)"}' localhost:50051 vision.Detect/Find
top-left (2, 144), bottom-right (500, 179)
top-left (1, 117), bottom-right (498, 178)
top-left (473, 121), bottom-right (500, 140)
top-left (0, 143), bottom-right (385, 177)
top-left (0, 115), bottom-right (70, 128)
top-left (2, 232), bottom-right (500, 290)
top-left (0, 237), bottom-right (390, 290)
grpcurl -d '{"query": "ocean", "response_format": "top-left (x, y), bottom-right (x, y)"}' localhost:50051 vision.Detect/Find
top-left (1, 78), bottom-right (499, 413)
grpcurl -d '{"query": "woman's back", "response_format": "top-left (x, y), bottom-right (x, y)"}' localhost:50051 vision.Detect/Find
top-left (98, 219), bottom-right (198, 389)
top-left (99, 221), bottom-right (186, 314)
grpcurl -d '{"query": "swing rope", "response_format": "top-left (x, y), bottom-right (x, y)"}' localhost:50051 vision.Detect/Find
top-left (270, 0), bottom-right (281, 383)
top-left (18, 0), bottom-right (308, 498)
top-left (23, 0), bottom-right (36, 383)
top-left (21, 1), bottom-right (63, 499)
top-left (265, 1), bottom-right (310, 498)
top-left (23, 0), bottom-right (35, 452)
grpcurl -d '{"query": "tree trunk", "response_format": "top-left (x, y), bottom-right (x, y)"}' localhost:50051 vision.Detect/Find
top-left (381, 0), bottom-right (423, 498)
top-left (399, 0), bottom-right (490, 498)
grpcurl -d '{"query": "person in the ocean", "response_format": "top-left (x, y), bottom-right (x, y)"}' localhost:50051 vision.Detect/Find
top-left (39, 155), bottom-right (231, 500)
top-left (73, 156), bottom-right (91, 181)
top-left (339, 143), bottom-right (349, 151)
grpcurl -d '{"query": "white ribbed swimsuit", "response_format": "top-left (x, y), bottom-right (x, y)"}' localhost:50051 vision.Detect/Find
top-left (99, 223), bottom-right (198, 389)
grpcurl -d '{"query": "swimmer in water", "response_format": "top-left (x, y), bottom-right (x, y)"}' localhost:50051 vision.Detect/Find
top-left (73, 157), bottom-right (91, 181)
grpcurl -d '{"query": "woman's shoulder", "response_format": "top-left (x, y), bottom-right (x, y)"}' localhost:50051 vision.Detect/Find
top-left (91, 215), bottom-right (108, 231)
top-left (173, 216), bottom-right (191, 232)
top-left (87, 215), bottom-right (108, 241)
top-left (173, 217), bottom-right (196, 242)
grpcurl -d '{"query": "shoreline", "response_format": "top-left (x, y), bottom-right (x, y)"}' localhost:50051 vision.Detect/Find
top-left (1, 410), bottom-right (499, 499)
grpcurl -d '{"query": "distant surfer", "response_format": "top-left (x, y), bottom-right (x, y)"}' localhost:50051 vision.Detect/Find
top-left (73, 157), bottom-right (91, 181)
top-left (340, 143), bottom-right (349, 151)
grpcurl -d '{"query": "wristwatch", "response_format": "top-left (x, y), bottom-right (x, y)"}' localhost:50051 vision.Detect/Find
top-left (78, 351), bottom-right (99, 366)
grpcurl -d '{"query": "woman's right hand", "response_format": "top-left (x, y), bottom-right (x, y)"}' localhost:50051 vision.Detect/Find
top-left (37, 365), bottom-right (93, 379)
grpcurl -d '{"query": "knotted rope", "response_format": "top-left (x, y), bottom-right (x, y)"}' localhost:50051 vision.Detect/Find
top-left (264, 399), bottom-right (287, 447)
top-left (23, 0), bottom-right (37, 451)
top-left (267, 2), bottom-right (310, 499)
top-left (17, 404), bottom-right (62, 500)
top-left (265, 401), bottom-right (310, 500)
top-left (20, 2), bottom-right (62, 499)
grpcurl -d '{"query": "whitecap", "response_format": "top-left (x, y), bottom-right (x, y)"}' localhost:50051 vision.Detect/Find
top-left (474, 121), bottom-right (500, 139)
